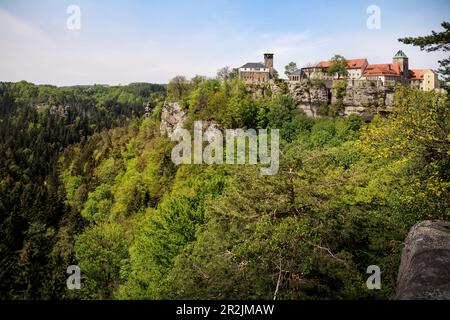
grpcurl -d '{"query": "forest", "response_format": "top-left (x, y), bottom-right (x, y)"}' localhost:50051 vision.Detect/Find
top-left (0, 81), bottom-right (164, 298)
top-left (0, 75), bottom-right (448, 299)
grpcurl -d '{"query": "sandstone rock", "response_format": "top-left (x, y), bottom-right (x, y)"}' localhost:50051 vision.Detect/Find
top-left (287, 82), bottom-right (328, 117)
top-left (394, 220), bottom-right (450, 300)
top-left (143, 102), bottom-right (153, 117)
top-left (49, 105), bottom-right (70, 118)
top-left (160, 101), bottom-right (187, 136)
top-left (287, 81), bottom-right (395, 117)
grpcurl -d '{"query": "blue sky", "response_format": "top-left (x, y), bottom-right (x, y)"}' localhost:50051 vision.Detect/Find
top-left (0, 0), bottom-right (449, 85)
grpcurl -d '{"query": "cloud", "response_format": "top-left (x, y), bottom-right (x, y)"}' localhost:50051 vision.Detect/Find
top-left (0, 7), bottom-right (446, 85)
top-left (0, 9), bottom-right (316, 85)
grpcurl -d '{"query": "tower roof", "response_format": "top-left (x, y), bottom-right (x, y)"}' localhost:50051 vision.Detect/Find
top-left (394, 50), bottom-right (408, 58)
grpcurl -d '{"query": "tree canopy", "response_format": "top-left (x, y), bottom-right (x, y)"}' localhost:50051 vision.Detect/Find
top-left (284, 62), bottom-right (298, 77)
top-left (399, 21), bottom-right (450, 84)
top-left (327, 55), bottom-right (349, 79)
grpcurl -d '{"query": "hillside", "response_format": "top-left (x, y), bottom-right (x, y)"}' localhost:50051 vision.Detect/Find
top-left (35, 78), bottom-right (450, 299)
top-left (0, 81), bottom-right (165, 298)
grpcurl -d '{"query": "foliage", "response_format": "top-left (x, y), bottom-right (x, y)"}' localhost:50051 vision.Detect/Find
top-left (75, 222), bottom-right (129, 299)
top-left (167, 76), bottom-right (191, 101)
top-left (217, 66), bottom-right (235, 81)
top-left (284, 62), bottom-right (298, 77)
top-left (327, 55), bottom-right (349, 79)
top-left (1, 77), bottom-right (448, 300)
top-left (0, 81), bottom-right (165, 299)
top-left (399, 21), bottom-right (450, 84)
top-left (328, 80), bottom-right (347, 117)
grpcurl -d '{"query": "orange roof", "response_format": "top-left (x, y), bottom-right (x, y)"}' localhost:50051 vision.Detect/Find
top-left (409, 69), bottom-right (435, 80)
top-left (363, 63), bottom-right (402, 77)
top-left (315, 58), bottom-right (368, 69)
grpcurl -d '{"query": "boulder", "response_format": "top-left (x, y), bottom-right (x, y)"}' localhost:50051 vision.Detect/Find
top-left (394, 220), bottom-right (450, 300)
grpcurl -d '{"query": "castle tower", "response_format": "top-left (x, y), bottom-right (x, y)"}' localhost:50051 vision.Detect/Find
top-left (393, 50), bottom-right (409, 79)
top-left (264, 53), bottom-right (274, 69)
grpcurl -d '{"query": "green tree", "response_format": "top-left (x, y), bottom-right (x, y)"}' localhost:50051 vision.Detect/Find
top-left (167, 75), bottom-right (190, 100)
top-left (117, 170), bottom-right (225, 299)
top-left (284, 62), bottom-right (297, 77)
top-left (216, 66), bottom-right (232, 81)
top-left (327, 55), bottom-right (348, 79)
top-left (75, 222), bottom-right (129, 299)
top-left (399, 21), bottom-right (450, 84)
top-left (271, 68), bottom-right (279, 80)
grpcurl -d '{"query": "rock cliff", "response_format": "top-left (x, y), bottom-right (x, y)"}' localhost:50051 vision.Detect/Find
top-left (394, 220), bottom-right (450, 300)
top-left (159, 81), bottom-right (398, 136)
top-left (160, 101), bottom-right (187, 136)
top-left (287, 81), bottom-right (395, 118)
top-left (287, 82), bottom-right (328, 117)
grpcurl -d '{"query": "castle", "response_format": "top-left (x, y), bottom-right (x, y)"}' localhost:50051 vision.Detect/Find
top-left (238, 53), bottom-right (274, 84)
top-left (239, 51), bottom-right (438, 91)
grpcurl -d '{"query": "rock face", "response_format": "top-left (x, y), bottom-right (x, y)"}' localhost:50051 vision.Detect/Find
top-left (159, 81), bottom-right (398, 134)
top-left (342, 85), bottom-right (395, 116)
top-left (287, 82), bottom-right (328, 117)
top-left (160, 101), bottom-right (187, 136)
top-left (287, 81), bottom-right (395, 117)
top-left (394, 220), bottom-right (450, 300)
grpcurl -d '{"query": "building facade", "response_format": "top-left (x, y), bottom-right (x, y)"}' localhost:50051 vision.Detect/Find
top-left (409, 69), bottom-right (438, 91)
top-left (301, 59), bottom-right (368, 80)
top-left (288, 68), bottom-right (303, 82)
top-left (362, 63), bottom-right (402, 84)
top-left (238, 53), bottom-right (274, 84)
top-left (294, 50), bottom-right (438, 91)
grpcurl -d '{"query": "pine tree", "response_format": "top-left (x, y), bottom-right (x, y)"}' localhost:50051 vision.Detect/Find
top-left (399, 21), bottom-right (450, 84)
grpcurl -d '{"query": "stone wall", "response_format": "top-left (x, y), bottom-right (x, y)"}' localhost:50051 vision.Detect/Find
top-left (239, 71), bottom-right (270, 84)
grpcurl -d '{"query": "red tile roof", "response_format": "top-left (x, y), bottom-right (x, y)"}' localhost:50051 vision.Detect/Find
top-left (301, 56), bottom-right (436, 80)
top-left (409, 69), bottom-right (435, 80)
top-left (315, 58), bottom-right (368, 69)
top-left (363, 63), bottom-right (402, 77)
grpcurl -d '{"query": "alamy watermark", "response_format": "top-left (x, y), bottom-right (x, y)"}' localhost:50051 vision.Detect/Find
top-left (170, 121), bottom-right (279, 175)
top-left (66, 265), bottom-right (81, 290)
top-left (366, 5), bottom-right (381, 30)
top-left (366, 265), bottom-right (381, 289)
top-left (66, 5), bottom-right (81, 30)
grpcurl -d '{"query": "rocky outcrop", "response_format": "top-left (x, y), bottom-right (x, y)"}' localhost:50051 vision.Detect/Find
top-left (342, 85), bottom-right (395, 116)
top-left (143, 102), bottom-right (153, 117)
top-left (287, 81), bottom-right (395, 118)
top-left (394, 220), bottom-right (450, 300)
top-left (160, 101), bottom-right (187, 136)
top-left (287, 82), bottom-right (328, 117)
top-left (159, 81), bottom-right (398, 132)
top-left (35, 104), bottom-right (70, 118)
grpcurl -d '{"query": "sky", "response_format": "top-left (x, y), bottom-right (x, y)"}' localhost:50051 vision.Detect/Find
top-left (0, 0), bottom-right (449, 85)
